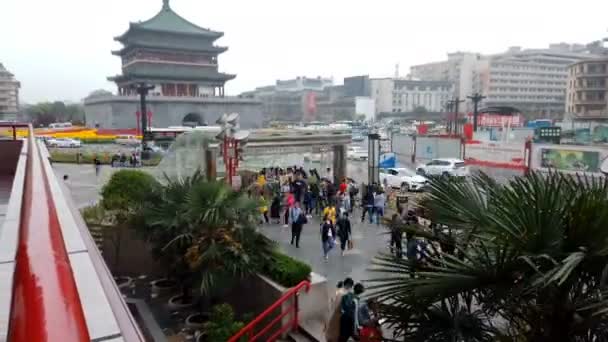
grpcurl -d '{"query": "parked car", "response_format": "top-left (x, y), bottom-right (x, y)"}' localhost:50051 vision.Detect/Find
top-left (115, 135), bottom-right (140, 146)
top-left (47, 138), bottom-right (81, 148)
top-left (347, 146), bottom-right (368, 161)
top-left (379, 167), bottom-right (429, 191)
top-left (416, 158), bottom-right (469, 177)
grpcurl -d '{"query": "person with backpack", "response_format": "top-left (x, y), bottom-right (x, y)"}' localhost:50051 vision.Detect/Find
top-left (339, 282), bottom-right (364, 342)
top-left (348, 179), bottom-right (359, 214)
top-left (361, 185), bottom-right (374, 223)
top-left (290, 201), bottom-right (306, 248)
top-left (326, 278), bottom-right (354, 342)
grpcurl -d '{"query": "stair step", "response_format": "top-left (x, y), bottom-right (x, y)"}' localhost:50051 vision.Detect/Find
top-left (288, 331), bottom-right (314, 342)
top-left (299, 320), bottom-right (325, 342)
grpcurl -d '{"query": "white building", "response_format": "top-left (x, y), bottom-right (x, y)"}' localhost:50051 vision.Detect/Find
top-left (0, 63), bottom-right (20, 121)
top-left (370, 78), bottom-right (453, 114)
top-left (275, 76), bottom-right (334, 92)
top-left (410, 43), bottom-right (603, 117)
top-left (566, 57), bottom-right (608, 118)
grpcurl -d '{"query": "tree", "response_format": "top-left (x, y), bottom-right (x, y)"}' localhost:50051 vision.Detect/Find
top-left (26, 101), bottom-right (86, 126)
top-left (368, 172), bottom-right (608, 341)
top-left (141, 171), bottom-right (275, 299)
top-left (413, 105), bottom-right (428, 114)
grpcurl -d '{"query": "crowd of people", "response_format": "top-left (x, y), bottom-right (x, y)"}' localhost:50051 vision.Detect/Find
top-left (251, 165), bottom-right (393, 261)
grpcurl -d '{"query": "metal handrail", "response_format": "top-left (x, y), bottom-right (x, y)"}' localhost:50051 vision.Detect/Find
top-left (8, 124), bottom-right (90, 341)
top-left (228, 280), bottom-right (311, 342)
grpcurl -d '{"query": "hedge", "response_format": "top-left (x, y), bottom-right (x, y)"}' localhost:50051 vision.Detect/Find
top-left (263, 251), bottom-right (311, 288)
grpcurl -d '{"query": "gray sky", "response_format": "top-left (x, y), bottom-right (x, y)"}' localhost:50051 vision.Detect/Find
top-left (2, 0), bottom-right (607, 103)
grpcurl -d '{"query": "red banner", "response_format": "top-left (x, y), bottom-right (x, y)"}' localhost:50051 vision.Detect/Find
top-left (467, 113), bottom-right (523, 128)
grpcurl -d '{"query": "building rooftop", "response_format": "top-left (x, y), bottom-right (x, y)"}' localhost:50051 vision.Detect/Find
top-left (115, 0), bottom-right (222, 41)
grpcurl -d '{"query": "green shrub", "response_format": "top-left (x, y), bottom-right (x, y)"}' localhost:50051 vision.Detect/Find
top-left (203, 304), bottom-right (246, 342)
top-left (101, 169), bottom-right (160, 210)
top-left (263, 251), bottom-right (311, 288)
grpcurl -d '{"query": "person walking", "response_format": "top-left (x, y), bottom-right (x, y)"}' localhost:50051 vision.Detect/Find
top-left (303, 186), bottom-right (313, 217)
top-left (290, 202), bottom-right (306, 248)
top-left (270, 194), bottom-right (281, 224)
top-left (390, 212), bottom-right (403, 258)
top-left (323, 203), bottom-right (337, 226)
top-left (320, 214), bottom-right (336, 260)
top-left (336, 212), bottom-right (352, 256)
top-left (373, 189), bottom-right (386, 225)
top-left (339, 281), bottom-right (363, 342)
top-left (325, 278), bottom-right (354, 342)
top-left (283, 192), bottom-right (295, 228)
top-left (361, 186), bottom-right (374, 223)
top-left (259, 192), bottom-right (269, 224)
top-left (348, 180), bottom-right (358, 214)
top-left (93, 156), bottom-right (101, 177)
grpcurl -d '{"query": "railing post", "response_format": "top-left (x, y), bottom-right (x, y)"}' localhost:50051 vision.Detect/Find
top-left (293, 293), bottom-right (299, 330)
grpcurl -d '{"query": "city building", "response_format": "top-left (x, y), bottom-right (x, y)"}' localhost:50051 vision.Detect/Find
top-left (84, 0), bottom-right (262, 129)
top-left (410, 43), bottom-right (604, 117)
top-left (242, 76), bottom-right (373, 122)
top-left (566, 57), bottom-right (608, 118)
top-left (370, 78), bottom-right (453, 114)
top-left (0, 63), bottom-right (20, 121)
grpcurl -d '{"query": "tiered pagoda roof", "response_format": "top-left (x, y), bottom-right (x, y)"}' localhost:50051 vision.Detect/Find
top-left (108, 0), bottom-right (235, 86)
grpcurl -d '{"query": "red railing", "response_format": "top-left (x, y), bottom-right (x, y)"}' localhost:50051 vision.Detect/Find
top-left (228, 280), bottom-right (311, 342)
top-left (7, 124), bottom-right (91, 341)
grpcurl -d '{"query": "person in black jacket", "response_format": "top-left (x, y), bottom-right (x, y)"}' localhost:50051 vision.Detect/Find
top-left (361, 185), bottom-right (374, 223)
top-left (336, 212), bottom-right (352, 256)
top-left (321, 215), bottom-right (336, 260)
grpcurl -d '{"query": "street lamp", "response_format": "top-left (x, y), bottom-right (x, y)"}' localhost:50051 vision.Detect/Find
top-left (133, 82), bottom-right (154, 159)
top-left (367, 132), bottom-right (380, 185)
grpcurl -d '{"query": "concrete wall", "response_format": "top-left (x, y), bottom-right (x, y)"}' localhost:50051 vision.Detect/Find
top-left (85, 96), bottom-right (264, 129)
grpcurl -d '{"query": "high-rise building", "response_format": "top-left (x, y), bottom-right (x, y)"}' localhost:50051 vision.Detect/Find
top-left (566, 57), bottom-right (608, 118)
top-left (410, 43), bottom-right (602, 117)
top-left (85, 0), bottom-right (262, 129)
top-left (0, 63), bottom-right (20, 121)
top-left (370, 78), bottom-right (453, 114)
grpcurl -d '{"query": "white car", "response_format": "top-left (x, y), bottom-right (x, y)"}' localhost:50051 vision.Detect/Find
top-left (347, 146), bottom-right (368, 161)
top-left (47, 138), bottom-right (81, 148)
top-left (417, 158), bottom-right (469, 177)
top-left (380, 167), bottom-right (429, 191)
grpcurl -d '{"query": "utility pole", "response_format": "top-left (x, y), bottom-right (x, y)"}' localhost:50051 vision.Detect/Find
top-left (445, 100), bottom-right (454, 134)
top-left (452, 97), bottom-right (465, 135)
top-left (467, 93), bottom-right (486, 132)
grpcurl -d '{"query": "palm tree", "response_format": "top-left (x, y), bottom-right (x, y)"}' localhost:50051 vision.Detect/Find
top-left (367, 172), bottom-right (608, 341)
top-left (142, 171), bottom-right (274, 299)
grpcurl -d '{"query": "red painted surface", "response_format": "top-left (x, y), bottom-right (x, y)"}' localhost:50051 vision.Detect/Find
top-left (465, 158), bottom-right (527, 170)
top-left (228, 280), bottom-right (311, 342)
top-left (463, 123), bottom-right (473, 140)
top-left (9, 126), bottom-right (90, 342)
top-left (417, 124), bottom-right (428, 135)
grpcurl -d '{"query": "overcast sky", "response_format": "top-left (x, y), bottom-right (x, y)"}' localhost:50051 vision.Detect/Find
top-left (2, 0), bottom-right (607, 103)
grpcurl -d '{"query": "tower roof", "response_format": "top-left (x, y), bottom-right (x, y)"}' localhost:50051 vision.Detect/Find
top-left (116, 0), bottom-right (222, 40)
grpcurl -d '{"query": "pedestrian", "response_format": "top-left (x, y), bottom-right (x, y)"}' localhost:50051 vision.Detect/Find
top-left (339, 178), bottom-right (348, 195)
top-left (270, 194), bottom-right (281, 224)
top-left (259, 192), bottom-right (269, 224)
top-left (93, 156), bottom-right (101, 176)
top-left (321, 214), bottom-right (336, 260)
top-left (283, 192), bottom-right (294, 228)
top-left (326, 278), bottom-right (354, 342)
top-left (390, 213), bottom-right (403, 258)
top-left (339, 281), bottom-right (362, 342)
top-left (325, 167), bottom-right (333, 182)
top-left (310, 181), bottom-right (321, 215)
top-left (303, 186), bottom-right (313, 217)
top-left (361, 186), bottom-right (374, 223)
top-left (373, 189), bottom-right (386, 225)
top-left (290, 201), bottom-right (306, 247)
top-left (336, 212), bottom-right (352, 256)
top-left (323, 203), bottom-right (337, 225)
top-left (357, 298), bottom-right (382, 341)
top-left (348, 179), bottom-right (359, 214)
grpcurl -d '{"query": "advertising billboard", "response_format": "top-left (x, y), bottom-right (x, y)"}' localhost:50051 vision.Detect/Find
top-left (540, 148), bottom-right (600, 173)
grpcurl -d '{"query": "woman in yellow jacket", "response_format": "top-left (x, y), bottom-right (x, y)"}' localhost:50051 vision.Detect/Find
top-left (323, 204), bottom-right (337, 225)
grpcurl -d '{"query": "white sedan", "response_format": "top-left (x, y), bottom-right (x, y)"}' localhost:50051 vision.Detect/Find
top-left (380, 167), bottom-right (429, 191)
top-left (47, 138), bottom-right (82, 148)
top-left (416, 158), bottom-right (469, 177)
top-left (347, 146), bottom-right (368, 161)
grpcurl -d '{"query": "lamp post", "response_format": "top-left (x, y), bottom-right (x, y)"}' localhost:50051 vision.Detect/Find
top-left (467, 93), bottom-right (486, 132)
top-left (367, 132), bottom-right (380, 185)
top-left (134, 82), bottom-right (154, 159)
top-left (452, 97), bottom-right (465, 135)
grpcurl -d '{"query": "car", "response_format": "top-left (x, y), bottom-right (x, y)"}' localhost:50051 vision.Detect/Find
top-left (379, 167), bottom-right (429, 191)
top-left (416, 158), bottom-right (469, 177)
top-left (347, 146), bottom-right (368, 161)
top-left (47, 138), bottom-right (81, 148)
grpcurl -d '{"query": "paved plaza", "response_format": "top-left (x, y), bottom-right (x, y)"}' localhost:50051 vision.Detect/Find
top-left (53, 160), bottom-right (522, 291)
